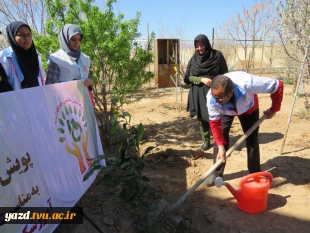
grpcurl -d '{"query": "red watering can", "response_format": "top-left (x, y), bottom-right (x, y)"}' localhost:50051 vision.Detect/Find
top-left (215, 171), bottom-right (273, 214)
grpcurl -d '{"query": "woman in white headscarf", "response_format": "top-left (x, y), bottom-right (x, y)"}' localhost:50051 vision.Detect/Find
top-left (46, 24), bottom-right (92, 87)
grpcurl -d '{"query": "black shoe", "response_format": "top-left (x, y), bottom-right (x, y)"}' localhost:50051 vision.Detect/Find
top-left (201, 142), bottom-right (211, 151)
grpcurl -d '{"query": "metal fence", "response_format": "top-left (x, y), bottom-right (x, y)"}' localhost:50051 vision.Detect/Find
top-left (135, 38), bottom-right (309, 81)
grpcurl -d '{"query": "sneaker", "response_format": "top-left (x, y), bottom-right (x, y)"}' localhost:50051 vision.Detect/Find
top-left (201, 142), bottom-right (211, 151)
top-left (203, 172), bottom-right (218, 187)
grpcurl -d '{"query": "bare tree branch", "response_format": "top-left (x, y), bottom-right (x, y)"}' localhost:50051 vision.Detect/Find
top-left (277, 30), bottom-right (303, 63)
top-left (0, 0), bottom-right (46, 34)
top-left (218, 2), bottom-right (275, 70)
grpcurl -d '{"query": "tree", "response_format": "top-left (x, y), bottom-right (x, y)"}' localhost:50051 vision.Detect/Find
top-left (0, 30), bottom-right (8, 50)
top-left (213, 36), bottom-right (236, 69)
top-left (0, 0), bottom-right (47, 34)
top-left (264, 32), bottom-right (277, 68)
top-left (219, 2), bottom-right (275, 71)
top-left (276, 0), bottom-right (310, 79)
top-left (35, 0), bottom-right (154, 149)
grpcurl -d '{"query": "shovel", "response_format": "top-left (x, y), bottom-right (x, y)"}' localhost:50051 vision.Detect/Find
top-left (155, 114), bottom-right (266, 224)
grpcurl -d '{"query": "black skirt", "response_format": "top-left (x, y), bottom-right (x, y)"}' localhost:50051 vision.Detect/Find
top-left (187, 84), bottom-right (210, 122)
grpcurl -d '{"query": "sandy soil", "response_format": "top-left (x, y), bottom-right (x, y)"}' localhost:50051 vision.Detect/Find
top-left (55, 83), bottom-right (310, 233)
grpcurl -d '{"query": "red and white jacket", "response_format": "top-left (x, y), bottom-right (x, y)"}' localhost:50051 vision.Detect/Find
top-left (207, 71), bottom-right (284, 146)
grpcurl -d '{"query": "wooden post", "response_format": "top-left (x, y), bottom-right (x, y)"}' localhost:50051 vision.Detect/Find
top-left (280, 45), bottom-right (309, 155)
top-left (175, 42), bottom-right (178, 110)
top-left (260, 26), bottom-right (266, 76)
top-left (147, 23), bottom-right (151, 86)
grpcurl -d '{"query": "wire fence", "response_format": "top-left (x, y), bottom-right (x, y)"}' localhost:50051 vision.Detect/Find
top-left (136, 38), bottom-right (310, 83)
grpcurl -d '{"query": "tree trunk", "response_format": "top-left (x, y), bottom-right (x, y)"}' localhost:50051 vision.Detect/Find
top-left (100, 66), bottom-right (112, 150)
top-left (292, 73), bottom-right (298, 94)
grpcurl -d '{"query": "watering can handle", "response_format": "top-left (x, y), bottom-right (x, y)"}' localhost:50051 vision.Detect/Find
top-left (240, 171), bottom-right (273, 187)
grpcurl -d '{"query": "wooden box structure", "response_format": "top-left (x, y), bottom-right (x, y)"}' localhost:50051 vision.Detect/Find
top-left (154, 39), bottom-right (180, 88)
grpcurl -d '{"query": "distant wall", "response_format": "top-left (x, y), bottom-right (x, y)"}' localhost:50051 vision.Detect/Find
top-left (147, 41), bottom-right (304, 79)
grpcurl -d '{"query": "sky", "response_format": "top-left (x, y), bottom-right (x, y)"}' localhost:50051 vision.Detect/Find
top-left (95, 0), bottom-right (270, 41)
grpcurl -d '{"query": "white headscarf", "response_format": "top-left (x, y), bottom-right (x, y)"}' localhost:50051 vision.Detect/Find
top-left (58, 24), bottom-right (83, 60)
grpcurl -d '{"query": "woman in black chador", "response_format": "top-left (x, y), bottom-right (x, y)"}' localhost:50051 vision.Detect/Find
top-left (184, 34), bottom-right (228, 151)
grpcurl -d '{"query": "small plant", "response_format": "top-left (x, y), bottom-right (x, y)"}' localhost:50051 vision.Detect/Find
top-left (298, 108), bottom-right (308, 119)
top-left (84, 110), bottom-right (160, 232)
top-left (163, 104), bottom-right (173, 110)
top-left (296, 92), bottom-right (305, 98)
top-left (283, 78), bottom-right (294, 85)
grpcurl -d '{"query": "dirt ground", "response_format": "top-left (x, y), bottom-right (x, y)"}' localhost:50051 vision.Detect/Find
top-left (55, 82), bottom-right (310, 233)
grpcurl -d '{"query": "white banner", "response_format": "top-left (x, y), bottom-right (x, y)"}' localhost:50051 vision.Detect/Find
top-left (0, 81), bottom-right (104, 233)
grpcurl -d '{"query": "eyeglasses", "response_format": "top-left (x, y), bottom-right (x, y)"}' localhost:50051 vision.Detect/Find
top-left (16, 33), bottom-right (32, 39)
top-left (213, 91), bottom-right (233, 102)
top-left (70, 38), bottom-right (82, 42)
top-left (213, 95), bottom-right (227, 102)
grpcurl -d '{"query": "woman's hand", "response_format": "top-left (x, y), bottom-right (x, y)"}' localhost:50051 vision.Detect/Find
top-left (200, 77), bottom-right (212, 87)
top-left (84, 78), bottom-right (93, 87)
top-left (216, 145), bottom-right (226, 162)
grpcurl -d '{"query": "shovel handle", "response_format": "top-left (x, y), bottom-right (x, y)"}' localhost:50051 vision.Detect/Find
top-left (169, 114), bottom-right (266, 211)
top-left (225, 114), bottom-right (266, 159)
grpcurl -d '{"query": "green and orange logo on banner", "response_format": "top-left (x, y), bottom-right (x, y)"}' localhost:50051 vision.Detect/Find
top-left (55, 98), bottom-right (92, 174)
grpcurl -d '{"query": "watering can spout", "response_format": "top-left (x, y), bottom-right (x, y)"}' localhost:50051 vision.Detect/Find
top-left (215, 177), bottom-right (241, 201)
top-left (225, 182), bottom-right (241, 201)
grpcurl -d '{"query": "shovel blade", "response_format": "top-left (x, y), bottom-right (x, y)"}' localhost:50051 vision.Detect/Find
top-left (155, 198), bottom-right (183, 224)
top-left (156, 198), bottom-right (171, 216)
top-left (167, 210), bottom-right (183, 224)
